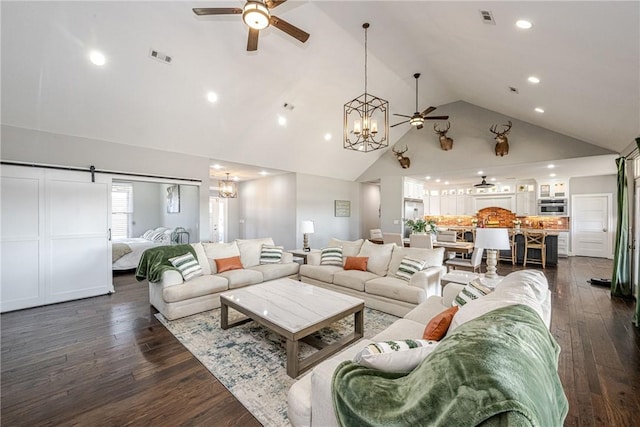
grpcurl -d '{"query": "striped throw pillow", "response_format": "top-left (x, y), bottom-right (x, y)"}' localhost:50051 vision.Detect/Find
top-left (169, 252), bottom-right (203, 281)
top-left (320, 247), bottom-right (343, 266)
top-left (453, 280), bottom-right (491, 307)
top-left (396, 256), bottom-right (426, 281)
top-left (259, 244), bottom-right (284, 264)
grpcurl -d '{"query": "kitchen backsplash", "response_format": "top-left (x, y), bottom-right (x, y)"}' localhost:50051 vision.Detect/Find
top-left (425, 209), bottom-right (570, 230)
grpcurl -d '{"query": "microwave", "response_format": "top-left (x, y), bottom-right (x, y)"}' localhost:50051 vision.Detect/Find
top-left (538, 198), bottom-right (567, 216)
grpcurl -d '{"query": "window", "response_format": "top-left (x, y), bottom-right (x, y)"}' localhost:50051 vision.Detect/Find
top-left (112, 182), bottom-right (133, 239)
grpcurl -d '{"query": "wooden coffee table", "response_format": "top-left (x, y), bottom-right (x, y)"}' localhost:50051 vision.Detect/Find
top-left (220, 278), bottom-right (364, 378)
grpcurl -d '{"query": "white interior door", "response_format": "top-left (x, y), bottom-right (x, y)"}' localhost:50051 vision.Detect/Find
top-left (45, 170), bottom-right (113, 304)
top-left (571, 193), bottom-right (612, 258)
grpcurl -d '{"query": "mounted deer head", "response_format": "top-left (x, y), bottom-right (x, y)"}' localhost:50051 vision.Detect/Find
top-left (392, 145), bottom-right (411, 169)
top-left (489, 120), bottom-right (512, 156)
top-left (433, 121), bottom-right (453, 151)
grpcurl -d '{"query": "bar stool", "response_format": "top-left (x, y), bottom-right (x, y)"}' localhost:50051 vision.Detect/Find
top-left (498, 229), bottom-right (517, 265)
top-left (455, 229), bottom-right (466, 242)
top-left (523, 231), bottom-right (547, 268)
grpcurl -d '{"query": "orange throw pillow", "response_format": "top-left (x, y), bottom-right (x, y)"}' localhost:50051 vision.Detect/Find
top-left (344, 256), bottom-right (369, 271)
top-left (215, 256), bottom-right (243, 273)
top-left (423, 306), bottom-right (459, 340)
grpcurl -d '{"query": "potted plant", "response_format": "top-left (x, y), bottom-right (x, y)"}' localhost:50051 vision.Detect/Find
top-left (471, 218), bottom-right (478, 228)
top-left (513, 219), bottom-right (522, 230)
top-left (403, 218), bottom-right (437, 235)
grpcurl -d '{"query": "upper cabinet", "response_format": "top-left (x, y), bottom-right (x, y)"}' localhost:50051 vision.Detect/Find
top-left (404, 177), bottom-right (425, 200)
top-left (515, 180), bottom-right (537, 216)
top-left (538, 179), bottom-right (569, 199)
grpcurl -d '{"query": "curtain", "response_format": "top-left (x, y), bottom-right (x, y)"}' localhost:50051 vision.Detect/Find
top-left (612, 157), bottom-right (632, 298)
top-left (635, 138), bottom-right (640, 327)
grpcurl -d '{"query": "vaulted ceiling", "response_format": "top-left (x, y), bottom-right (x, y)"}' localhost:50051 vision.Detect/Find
top-left (2, 1), bottom-right (638, 181)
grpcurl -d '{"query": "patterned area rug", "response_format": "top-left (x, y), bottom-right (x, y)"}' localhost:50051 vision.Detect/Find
top-left (157, 306), bottom-right (398, 426)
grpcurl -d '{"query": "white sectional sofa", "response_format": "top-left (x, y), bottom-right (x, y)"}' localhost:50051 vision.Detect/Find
top-left (287, 270), bottom-right (556, 427)
top-left (147, 238), bottom-right (299, 320)
top-left (299, 238), bottom-right (447, 317)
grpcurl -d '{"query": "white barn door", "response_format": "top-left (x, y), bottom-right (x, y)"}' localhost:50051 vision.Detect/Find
top-left (571, 193), bottom-right (612, 258)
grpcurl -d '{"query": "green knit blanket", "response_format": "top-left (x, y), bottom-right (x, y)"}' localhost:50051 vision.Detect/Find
top-left (332, 304), bottom-right (568, 427)
top-left (135, 244), bottom-right (196, 283)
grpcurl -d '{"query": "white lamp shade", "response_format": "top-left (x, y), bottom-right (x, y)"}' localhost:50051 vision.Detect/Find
top-left (300, 220), bottom-right (315, 234)
top-left (474, 228), bottom-right (510, 250)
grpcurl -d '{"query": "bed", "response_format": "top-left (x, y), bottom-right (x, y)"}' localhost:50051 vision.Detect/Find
top-left (112, 227), bottom-right (180, 271)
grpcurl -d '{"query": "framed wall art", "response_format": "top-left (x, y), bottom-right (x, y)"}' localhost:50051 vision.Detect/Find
top-left (334, 200), bottom-right (351, 217)
top-left (166, 184), bottom-right (180, 213)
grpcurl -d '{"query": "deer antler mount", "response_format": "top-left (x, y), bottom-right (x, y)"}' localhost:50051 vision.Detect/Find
top-left (489, 120), bottom-right (512, 156)
top-left (392, 145), bottom-right (411, 169)
top-left (433, 122), bottom-right (453, 151)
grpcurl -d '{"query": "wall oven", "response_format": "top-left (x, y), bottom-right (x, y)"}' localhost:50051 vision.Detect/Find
top-left (538, 198), bottom-right (567, 216)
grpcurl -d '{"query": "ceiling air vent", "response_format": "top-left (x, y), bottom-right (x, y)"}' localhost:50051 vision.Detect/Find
top-left (479, 10), bottom-right (496, 25)
top-left (508, 86), bottom-right (519, 94)
top-left (149, 49), bottom-right (172, 64)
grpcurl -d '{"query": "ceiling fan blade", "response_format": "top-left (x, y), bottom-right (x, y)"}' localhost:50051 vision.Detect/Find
top-left (391, 120), bottom-right (410, 128)
top-left (192, 8), bottom-right (242, 16)
top-left (424, 115), bottom-right (450, 120)
top-left (393, 113), bottom-right (412, 118)
top-left (247, 28), bottom-right (259, 51)
top-left (420, 106), bottom-right (437, 116)
top-left (269, 16), bottom-right (310, 43)
top-left (265, 0), bottom-right (287, 9)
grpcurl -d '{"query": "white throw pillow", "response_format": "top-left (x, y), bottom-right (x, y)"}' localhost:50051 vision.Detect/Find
top-left (395, 256), bottom-right (426, 281)
top-left (320, 247), bottom-right (343, 266)
top-left (202, 242), bottom-right (241, 273)
top-left (259, 244), bottom-right (283, 264)
top-left (169, 252), bottom-right (203, 281)
top-left (354, 339), bottom-right (439, 373)
top-left (356, 240), bottom-right (394, 276)
top-left (327, 238), bottom-right (364, 258)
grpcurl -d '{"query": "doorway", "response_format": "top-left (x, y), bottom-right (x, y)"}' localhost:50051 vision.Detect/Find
top-left (571, 193), bottom-right (613, 258)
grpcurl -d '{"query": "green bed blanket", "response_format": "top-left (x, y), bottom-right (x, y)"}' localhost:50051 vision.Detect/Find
top-left (332, 304), bottom-right (568, 427)
top-left (135, 244), bottom-right (196, 283)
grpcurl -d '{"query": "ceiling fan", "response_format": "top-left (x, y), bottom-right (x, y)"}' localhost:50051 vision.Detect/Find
top-left (391, 73), bottom-right (449, 130)
top-left (474, 176), bottom-right (495, 188)
top-left (193, 0), bottom-right (310, 52)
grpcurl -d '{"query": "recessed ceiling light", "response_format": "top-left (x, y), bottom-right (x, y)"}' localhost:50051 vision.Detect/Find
top-left (207, 92), bottom-right (218, 103)
top-left (547, 164), bottom-right (555, 169)
top-left (490, 177), bottom-right (496, 182)
top-left (435, 179), bottom-right (441, 183)
top-left (477, 171), bottom-right (483, 175)
top-left (425, 176), bottom-right (431, 180)
top-left (278, 115), bottom-right (287, 126)
top-left (527, 76), bottom-right (540, 84)
top-left (212, 164), bottom-right (223, 170)
top-left (324, 133), bottom-right (332, 141)
top-left (550, 173), bottom-right (556, 177)
top-left (259, 171), bottom-right (268, 176)
top-left (535, 107), bottom-right (545, 113)
top-left (516, 20), bottom-right (533, 29)
top-left (89, 50), bottom-right (106, 66)
top-left (444, 181), bottom-right (449, 185)
top-left (233, 176), bottom-right (239, 181)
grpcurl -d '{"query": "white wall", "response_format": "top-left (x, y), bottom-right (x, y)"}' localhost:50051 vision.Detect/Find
top-left (360, 183), bottom-right (381, 239)
top-left (1, 125), bottom-right (211, 241)
top-left (130, 181), bottom-right (162, 237)
top-left (296, 174), bottom-right (360, 249)
top-left (160, 184), bottom-right (200, 239)
top-left (380, 176), bottom-right (404, 235)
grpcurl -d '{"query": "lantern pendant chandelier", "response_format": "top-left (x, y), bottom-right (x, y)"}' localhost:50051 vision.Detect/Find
top-left (343, 23), bottom-right (389, 152)
top-left (218, 173), bottom-right (238, 198)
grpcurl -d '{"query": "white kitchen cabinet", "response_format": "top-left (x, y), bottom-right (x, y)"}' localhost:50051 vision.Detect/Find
top-left (474, 195), bottom-right (515, 212)
top-left (516, 191), bottom-right (536, 216)
top-left (558, 231), bottom-right (569, 257)
top-left (404, 178), bottom-right (424, 200)
top-left (428, 193), bottom-right (440, 215)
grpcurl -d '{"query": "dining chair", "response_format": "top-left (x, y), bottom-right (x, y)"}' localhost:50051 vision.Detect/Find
top-left (409, 234), bottom-right (433, 249)
top-left (369, 228), bottom-right (383, 240)
top-left (382, 232), bottom-right (404, 247)
top-left (445, 247), bottom-right (484, 273)
top-left (498, 229), bottom-right (517, 265)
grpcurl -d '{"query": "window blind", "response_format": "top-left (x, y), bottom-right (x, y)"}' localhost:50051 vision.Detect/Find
top-left (112, 182), bottom-right (133, 239)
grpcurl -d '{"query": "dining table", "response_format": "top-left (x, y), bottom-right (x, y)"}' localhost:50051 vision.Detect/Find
top-left (370, 238), bottom-right (474, 255)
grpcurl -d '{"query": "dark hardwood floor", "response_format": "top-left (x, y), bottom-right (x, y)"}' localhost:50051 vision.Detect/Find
top-left (2, 257), bottom-right (639, 426)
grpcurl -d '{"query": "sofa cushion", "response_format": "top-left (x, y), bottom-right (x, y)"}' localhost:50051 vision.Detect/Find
top-left (249, 262), bottom-right (299, 281)
top-left (320, 247), bottom-right (343, 266)
top-left (168, 252), bottom-right (203, 281)
top-left (333, 270), bottom-right (378, 292)
top-left (396, 256), bottom-right (426, 281)
top-left (202, 242), bottom-right (240, 273)
top-left (259, 244), bottom-right (283, 264)
top-left (354, 339), bottom-right (439, 373)
top-left (162, 274), bottom-right (229, 303)
top-left (371, 318), bottom-right (426, 341)
top-left (328, 238), bottom-right (364, 259)
top-left (191, 242), bottom-right (212, 275)
top-left (217, 268), bottom-right (263, 289)
top-left (344, 256), bottom-right (368, 271)
top-left (423, 306), bottom-right (458, 340)
top-left (300, 264), bottom-right (343, 283)
top-left (365, 276), bottom-right (426, 305)
top-left (388, 247), bottom-right (444, 277)
top-left (403, 296), bottom-right (449, 324)
top-left (356, 240), bottom-right (394, 276)
top-left (215, 256), bottom-right (243, 273)
top-left (236, 237), bottom-right (275, 268)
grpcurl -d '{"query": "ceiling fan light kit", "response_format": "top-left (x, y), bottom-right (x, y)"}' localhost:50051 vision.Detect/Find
top-left (242, 1), bottom-right (270, 30)
top-left (343, 23), bottom-right (389, 153)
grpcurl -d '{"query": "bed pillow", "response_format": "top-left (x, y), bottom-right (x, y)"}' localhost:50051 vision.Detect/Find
top-left (354, 339), bottom-right (439, 373)
top-left (320, 247), bottom-right (343, 266)
top-left (215, 256), bottom-right (243, 273)
top-left (259, 244), bottom-right (283, 264)
top-left (168, 253), bottom-right (203, 282)
top-left (395, 256), bottom-right (426, 281)
top-left (344, 256), bottom-right (368, 271)
top-left (142, 229), bottom-right (155, 240)
top-left (423, 306), bottom-right (459, 340)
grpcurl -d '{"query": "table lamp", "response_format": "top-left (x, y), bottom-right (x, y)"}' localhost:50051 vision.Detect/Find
top-left (300, 220), bottom-right (315, 252)
top-left (474, 228), bottom-right (510, 281)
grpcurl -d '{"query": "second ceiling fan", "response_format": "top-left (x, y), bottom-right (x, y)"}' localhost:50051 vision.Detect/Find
top-left (392, 73), bottom-right (449, 130)
top-left (193, 0), bottom-right (310, 52)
